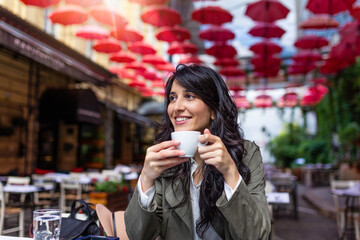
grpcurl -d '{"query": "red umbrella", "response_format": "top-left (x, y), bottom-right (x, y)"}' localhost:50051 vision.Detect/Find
top-left (124, 62), bottom-right (147, 72)
top-left (142, 55), bottom-right (167, 65)
top-left (339, 21), bottom-right (360, 44)
top-left (294, 35), bottom-right (329, 49)
top-left (199, 26), bottom-right (235, 42)
top-left (128, 42), bottom-right (156, 55)
top-left (350, 5), bottom-right (360, 20)
top-left (300, 84), bottom-right (328, 106)
top-left (251, 55), bottom-right (281, 68)
top-left (48, 5), bottom-right (88, 26)
top-left (178, 55), bottom-right (203, 64)
top-left (129, 0), bottom-right (166, 5)
top-left (89, 6), bottom-right (128, 28)
top-left (287, 63), bottom-right (317, 75)
top-left (319, 56), bottom-right (354, 74)
top-left (306, 0), bottom-right (355, 15)
top-left (249, 40), bottom-right (282, 55)
top-left (245, 0), bottom-right (290, 23)
top-left (248, 22), bottom-right (285, 38)
top-left (141, 6), bottom-right (181, 27)
top-left (330, 40), bottom-right (360, 61)
top-left (155, 26), bottom-right (191, 42)
top-left (93, 38), bottom-right (121, 53)
top-left (277, 92), bottom-right (298, 108)
top-left (75, 25), bottom-right (109, 40)
top-left (154, 63), bottom-right (175, 72)
top-left (192, 6), bottom-right (233, 25)
top-left (152, 80), bottom-right (165, 88)
top-left (292, 50), bottom-right (322, 62)
top-left (254, 69), bottom-right (279, 78)
top-left (234, 96), bottom-right (252, 110)
top-left (219, 66), bottom-right (244, 77)
top-left (109, 51), bottom-right (135, 63)
top-left (111, 27), bottom-right (143, 42)
top-left (299, 16), bottom-right (340, 29)
top-left (128, 79), bottom-right (146, 88)
top-left (137, 69), bottom-right (161, 81)
top-left (167, 42), bottom-right (198, 55)
top-left (65, 0), bottom-right (103, 8)
top-left (254, 94), bottom-right (273, 108)
top-left (206, 43), bottom-right (237, 58)
top-left (109, 66), bottom-right (137, 80)
top-left (20, 0), bottom-right (60, 7)
top-left (214, 58), bottom-right (238, 67)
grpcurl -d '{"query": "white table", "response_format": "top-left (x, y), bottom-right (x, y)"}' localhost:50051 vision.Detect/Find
top-left (4, 185), bottom-right (53, 193)
top-left (266, 192), bottom-right (290, 204)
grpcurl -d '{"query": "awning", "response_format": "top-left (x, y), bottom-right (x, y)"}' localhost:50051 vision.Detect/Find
top-left (39, 89), bottom-right (102, 125)
top-left (116, 107), bottom-right (158, 127)
top-left (137, 101), bottom-right (164, 115)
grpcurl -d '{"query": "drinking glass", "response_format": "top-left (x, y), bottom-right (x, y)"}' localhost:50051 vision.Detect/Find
top-left (33, 209), bottom-right (62, 240)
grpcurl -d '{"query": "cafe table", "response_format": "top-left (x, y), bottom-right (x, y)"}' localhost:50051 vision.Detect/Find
top-left (266, 192), bottom-right (290, 205)
top-left (332, 184), bottom-right (360, 240)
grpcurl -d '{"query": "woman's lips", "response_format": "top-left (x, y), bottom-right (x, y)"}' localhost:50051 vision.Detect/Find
top-left (175, 117), bottom-right (190, 125)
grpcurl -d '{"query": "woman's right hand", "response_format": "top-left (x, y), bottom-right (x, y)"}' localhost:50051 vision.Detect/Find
top-left (140, 140), bottom-right (187, 192)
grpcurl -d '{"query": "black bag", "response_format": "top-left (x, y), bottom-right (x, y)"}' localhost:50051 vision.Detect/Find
top-left (60, 200), bottom-right (101, 240)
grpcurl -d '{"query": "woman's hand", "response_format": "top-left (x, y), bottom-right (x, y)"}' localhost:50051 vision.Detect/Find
top-left (198, 129), bottom-right (240, 189)
top-left (141, 140), bottom-right (187, 192)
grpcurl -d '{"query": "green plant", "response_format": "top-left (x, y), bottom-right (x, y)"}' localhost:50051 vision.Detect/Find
top-left (94, 180), bottom-right (128, 193)
top-left (267, 123), bottom-right (306, 168)
top-left (298, 138), bottom-right (330, 164)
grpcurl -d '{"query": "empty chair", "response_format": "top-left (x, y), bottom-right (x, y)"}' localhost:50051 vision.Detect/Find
top-left (0, 182), bottom-right (24, 237)
top-left (101, 169), bottom-right (122, 182)
top-left (60, 179), bottom-right (86, 213)
top-left (32, 174), bottom-right (58, 208)
top-left (5, 176), bottom-right (31, 205)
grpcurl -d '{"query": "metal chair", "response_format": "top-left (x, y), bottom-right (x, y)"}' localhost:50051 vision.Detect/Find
top-left (32, 174), bottom-right (58, 208)
top-left (60, 178), bottom-right (88, 213)
top-left (0, 182), bottom-right (24, 237)
top-left (5, 176), bottom-right (31, 205)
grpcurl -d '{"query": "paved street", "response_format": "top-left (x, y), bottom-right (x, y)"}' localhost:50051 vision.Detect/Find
top-left (273, 184), bottom-right (338, 240)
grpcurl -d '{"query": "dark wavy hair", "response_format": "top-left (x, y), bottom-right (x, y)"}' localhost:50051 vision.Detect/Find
top-left (155, 64), bottom-right (250, 238)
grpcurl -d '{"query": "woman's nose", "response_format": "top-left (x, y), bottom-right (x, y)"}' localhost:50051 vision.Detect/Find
top-left (173, 98), bottom-right (184, 112)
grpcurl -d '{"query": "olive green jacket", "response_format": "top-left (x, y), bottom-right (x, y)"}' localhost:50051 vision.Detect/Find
top-left (125, 140), bottom-right (271, 240)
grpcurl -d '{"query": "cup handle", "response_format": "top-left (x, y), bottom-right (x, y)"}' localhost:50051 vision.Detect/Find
top-left (198, 135), bottom-right (208, 146)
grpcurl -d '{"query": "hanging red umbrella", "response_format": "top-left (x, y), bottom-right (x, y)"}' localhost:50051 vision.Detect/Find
top-left (192, 6), bottom-right (233, 25)
top-left (167, 42), bottom-right (198, 55)
top-left (75, 25), bottom-right (109, 40)
top-left (294, 35), bottom-right (329, 49)
top-left (20, 0), bottom-right (60, 7)
top-left (141, 6), bottom-right (181, 27)
top-left (277, 92), bottom-right (298, 108)
top-left (124, 62), bottom-right (147, 72)
top-left (206, 43), bottom-right (237, 58)
top-left (89, 6), bottom-right (128, 28)
top-left (233, 95), bottom-right (251, 110)
top-left (254, 94), bottom-right (273, 108)
top-left (245, 0), bottom-right (290, 23)
top-left (249, 40), bottom-right (282, 55)
top-left (137, 69), bottom-right (161, 81)
top-left (219, 66), bottom-right (244, 77)
top-left (299, 16), bottom-right (340, 29)
top-left (129, 0), bottom-right (166, 5)
top-left (310, 77), bottom-right (330, 86)
top-left (65, 0), bottom-right (103, 8)
top-left (329, 40), bottom-right (360, 61)
top-left (111, 27), bottom-right (143, 42)
top-left (154, 63), bottom-right (175, 72)
top-left (350, 5), bottom-right (360, 20)
top-left (93, 38), bottom-right (121, 53)
top-left (319, 56), bottom-right (354, 74)
top-left (339, 21), bottom-right (360, 45)
top-left (152, 80), bottom-right (165, 88)
top-left (292, 50), bottom-right (322, 62)
top-left (109, 66), bottom-right (137, 80)
top-left (129, 79), bottom-right (146, 88)
top-left (306, 0), bottom-right (355, 15)
top-left (128, 42), bottom-right (156, 55)
top-left (287, 63), bottom-right (317, 75)
top-left (155, 26), bottom-right (191, 42)
top-left (142, 55), bottom-right (167, 65)
top-left (214, 58), bottom-right (238, 67)
top-left (251, 55), bottom-right (281, 68)
top-left (254, 69), bottom-right (279, 78)
top-left (179, 55), bottom-right (203, 64)
top-left (300, 84), bottom-right (328, 106)
top-left (227, 79), bottom-right (246, 92)
top-left (109, 51), bottom-right (135, 63)
top-left (199, 26), bottom-right (235, 42)
top-left (48, 5), bottom-right (88, 26)
top-left (248, 22), bottom-right (285, 38)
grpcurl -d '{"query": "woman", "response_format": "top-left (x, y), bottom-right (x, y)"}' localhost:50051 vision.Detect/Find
top-left (125, 64), bottom-right (271, 240)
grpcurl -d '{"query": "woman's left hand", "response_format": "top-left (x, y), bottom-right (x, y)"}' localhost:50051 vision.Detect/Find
top-left (198, 128), bottom-right (240, 189)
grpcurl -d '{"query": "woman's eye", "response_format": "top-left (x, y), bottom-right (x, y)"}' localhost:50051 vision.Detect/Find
top-left (185, 94), bottom-right (195, 99)
top-left (169, 95), bottom-right (177, 102)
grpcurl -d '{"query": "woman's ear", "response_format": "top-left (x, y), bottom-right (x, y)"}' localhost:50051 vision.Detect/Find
top-left (211, 111), bottom-right (215, 120)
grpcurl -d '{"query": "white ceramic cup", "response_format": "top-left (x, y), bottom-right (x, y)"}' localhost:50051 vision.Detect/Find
top-left (171, 131), bottom-right (206, 158)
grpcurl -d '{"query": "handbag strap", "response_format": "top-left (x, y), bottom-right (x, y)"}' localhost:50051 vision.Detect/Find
top-left (70, 199), bottom-right (93, 221)
top-left (112, 212), bottom-right (117, 238)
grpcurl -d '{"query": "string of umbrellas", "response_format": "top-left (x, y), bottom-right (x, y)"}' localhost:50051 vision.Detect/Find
top-left (17, 0), bottom-right (360, 110)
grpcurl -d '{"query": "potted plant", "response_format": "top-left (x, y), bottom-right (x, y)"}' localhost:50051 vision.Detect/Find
top-left (88, 179), bottom-right (130, 211)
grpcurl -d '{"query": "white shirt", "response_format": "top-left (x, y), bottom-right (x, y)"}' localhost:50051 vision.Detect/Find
top-left (138, 158), bottom-right (242, 240)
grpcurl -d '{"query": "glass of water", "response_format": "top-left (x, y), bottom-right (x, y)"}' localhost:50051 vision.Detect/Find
top-left (33, 209), bottom-right (62, 240)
